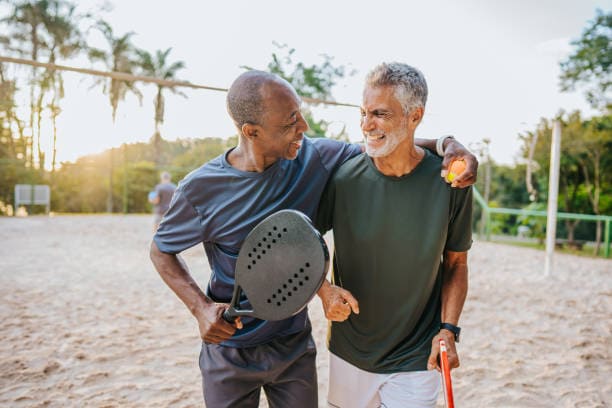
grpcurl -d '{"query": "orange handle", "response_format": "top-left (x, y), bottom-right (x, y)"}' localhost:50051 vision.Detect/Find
top-left (439, 339), bottom-right (455, 408)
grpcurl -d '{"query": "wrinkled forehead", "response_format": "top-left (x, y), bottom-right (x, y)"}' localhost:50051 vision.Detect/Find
top-left (361, 85), bottom-right (400, 110)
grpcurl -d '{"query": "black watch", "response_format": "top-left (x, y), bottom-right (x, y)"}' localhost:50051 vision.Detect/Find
top-left (440, 322), bottom-right (461, 343)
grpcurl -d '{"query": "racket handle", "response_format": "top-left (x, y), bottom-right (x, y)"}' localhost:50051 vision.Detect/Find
top-left (222, 309), bottom-right (234, 323)
top-left (439, 339), bottom-right (455, 408)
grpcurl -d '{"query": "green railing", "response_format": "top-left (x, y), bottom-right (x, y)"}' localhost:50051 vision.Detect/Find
top-left (473, 188), bottom-right (611, 258)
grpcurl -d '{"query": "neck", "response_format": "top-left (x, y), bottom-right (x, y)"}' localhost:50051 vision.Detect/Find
top-left (227, 139), bottom-right (278, 172)
top-left (372, 135), bottom-right (424, 177)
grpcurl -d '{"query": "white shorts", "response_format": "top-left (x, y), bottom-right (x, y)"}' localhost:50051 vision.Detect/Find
top-left (328, 353), bottom-right (441, 408)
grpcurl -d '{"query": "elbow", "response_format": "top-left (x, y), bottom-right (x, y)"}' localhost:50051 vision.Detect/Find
top-left (150, 240), bottom-right (162, 264)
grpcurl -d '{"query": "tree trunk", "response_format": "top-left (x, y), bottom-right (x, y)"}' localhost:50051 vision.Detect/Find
top-left (29, 29), bottom-right (39, 169)
top-left (50, 102), bottom-right (58, 174)
top-left (36, 90), bottom-right (44, 170)
top-left (107, 148), bottom-right (114, 213)
top-left (28, 76), bottom-right (35, 168)
top-left (594, 220), bottom-right (602, 256)
top-left (579, 153), bottom-right (602, 256)
top-left (152, 131), bottom-right (162, 167)
top-left (122, 144), bottom-right (128, 214)
top-left (565, 219), bottom-right (579, 244)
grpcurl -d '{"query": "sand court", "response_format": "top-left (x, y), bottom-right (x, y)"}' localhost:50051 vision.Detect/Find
top-left (0, 215), bottom-right (610, 407)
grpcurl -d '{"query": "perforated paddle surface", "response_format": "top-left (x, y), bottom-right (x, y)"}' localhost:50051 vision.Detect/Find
top-left (232, 210), bottom-right (328, 321)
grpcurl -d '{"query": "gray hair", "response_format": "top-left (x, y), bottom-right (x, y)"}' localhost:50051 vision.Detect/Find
top-left (160, 171), bottom-right (171, 182)
top-left (226, 70), bottom-right (284, 129)
top-left (365, 62), bottom-right (428, 114)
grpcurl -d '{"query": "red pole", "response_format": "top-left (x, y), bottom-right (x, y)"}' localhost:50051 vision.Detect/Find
top-left (439, 339), bottom-right (455, 408)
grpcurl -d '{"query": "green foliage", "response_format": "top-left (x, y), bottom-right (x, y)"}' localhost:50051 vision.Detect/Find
top-left (517, 111), bottom-right (611, 244)
top-left (136, 47), bottom-right (186, 136)
top-left (560, 9), bottom-right (612, 110)
top-left (516, 202), bottom-right (548, 243)
top-left (52, 157), bottom-right (109, 212)
top-left (1, 0), bottom-right (84, 171)
top-left (171, 137), bottom-right (232, 179)
top-left (475, 162), bottom-right (531, 208)
top-left (518, 111), bottom-right (611, 214)
top-left (264, 43), bottom-right (351, 139)
top-left (487, 201), bottom-right (515, 235)
top-left (88, 20), bottom-right (142, 122)
top-left (36, 137), bottom-right (237, 213)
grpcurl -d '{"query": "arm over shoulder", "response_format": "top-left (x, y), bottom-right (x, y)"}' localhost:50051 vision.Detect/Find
top-left (310, 137), bottom-right (361, 173)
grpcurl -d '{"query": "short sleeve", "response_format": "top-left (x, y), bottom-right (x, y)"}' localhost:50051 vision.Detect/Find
top-left (314, 176), bottom-right (336, 235)
top-left (445, 186), bottom-right (473, 252)
top-left (153, 188), bottom-right (204, 254)
top-left (311, 138), bottom-right (361, 174)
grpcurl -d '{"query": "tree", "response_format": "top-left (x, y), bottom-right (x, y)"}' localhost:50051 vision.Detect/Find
top-left (519, 111), bottom-right (612, 251)
top-left (0, 63), bottom-right (27, 213)
top-left (1, 0), bottom-right (55, 169)
top-left (0, 0), bottom-right (83, 173)
top-left (88, 20), bottom-right (142, 123)
top-left (247, 43), bottom-right (352, 139)
top-left (43, 0), bottom-right (82, 173)
top-left (88, 20), bottom-right (142, 212)
top-left (560, 9), bottom-right (612, 110)
top-left (136, 47), bottom-right (186, 165)
top-left (570, 114), bottom-right (612, 253)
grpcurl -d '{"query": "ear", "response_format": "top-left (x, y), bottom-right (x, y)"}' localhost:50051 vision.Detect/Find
top-left (409, 107), bottom-right (424, 126)
top-left (242, 123), bottom-right (260, 140)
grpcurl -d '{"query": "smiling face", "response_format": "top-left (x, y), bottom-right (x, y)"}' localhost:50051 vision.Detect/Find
top-left (360, 85), bottom-right (413, 158)
top-left (255, 81), bottom-right (309, 161)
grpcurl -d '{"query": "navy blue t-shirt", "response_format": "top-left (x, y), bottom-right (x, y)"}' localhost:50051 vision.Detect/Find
top-left (154, 136), bottom-right (361, 347)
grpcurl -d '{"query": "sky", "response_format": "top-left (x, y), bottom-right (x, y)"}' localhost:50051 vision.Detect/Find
top-left (4, 0), bottom-right (611, 166)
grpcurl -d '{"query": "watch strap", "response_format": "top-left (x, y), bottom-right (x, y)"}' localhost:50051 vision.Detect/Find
top-left (440, 322), bottom-right (461, 342)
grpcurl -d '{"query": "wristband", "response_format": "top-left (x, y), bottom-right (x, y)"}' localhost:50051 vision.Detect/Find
top-left (436, 135), bottom-right (455, 157)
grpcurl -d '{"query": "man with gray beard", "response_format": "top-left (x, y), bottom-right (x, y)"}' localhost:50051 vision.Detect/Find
top-left (317, 62), bottom-right (472, 408)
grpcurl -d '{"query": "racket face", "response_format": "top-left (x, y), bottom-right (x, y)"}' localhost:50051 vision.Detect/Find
top-left (233, 210), bottom-right (329, 321)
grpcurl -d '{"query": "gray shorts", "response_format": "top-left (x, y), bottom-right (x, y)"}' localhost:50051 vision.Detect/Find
top-left (199, 327), bottom-right (317, 408)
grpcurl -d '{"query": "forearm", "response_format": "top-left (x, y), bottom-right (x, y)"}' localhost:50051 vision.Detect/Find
top-left (440, 251), bottom-right (468, 325)
top-left (414, 137), bottom-right (437, 153)
top-left (358, 137), bottom-right (443, 152)
top-left (149, 242), bottom-right (211, 317)
top-left (317, 279), bottom-right (332, 297)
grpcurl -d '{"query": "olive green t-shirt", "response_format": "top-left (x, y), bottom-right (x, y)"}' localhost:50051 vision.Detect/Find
top-left (316, 149), bottom-right (472, 373)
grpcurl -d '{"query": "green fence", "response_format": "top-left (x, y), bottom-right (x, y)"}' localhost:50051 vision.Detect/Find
top-left (472, 188), bottom-right (611, 258)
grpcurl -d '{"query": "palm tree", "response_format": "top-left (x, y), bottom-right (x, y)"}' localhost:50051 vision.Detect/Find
top-left (43, 1), bottom-right (82, 173)
top-left (1, 0), bottom-right (82, 172)
top-left (88, 20), bottom-right (142, 212)
top-left (1, 0), bottom-right (54, 169)
top-left (0, 63), bottom-right (21, 159)
top-left (88, 20), bottom-right (142, 123)
top-left (136, 47), bottom-right (186, 165)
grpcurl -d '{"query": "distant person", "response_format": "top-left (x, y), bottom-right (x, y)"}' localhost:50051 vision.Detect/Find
top-left (149, 70), bottom-right (477, 408)
top-left (149, 171), bottom-right (177, 231)
top-left (316, 62), bottom-right (472, 408)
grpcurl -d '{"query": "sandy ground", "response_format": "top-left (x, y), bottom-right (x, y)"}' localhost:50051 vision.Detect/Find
top-left (0, 215), bottom-right (610, 408)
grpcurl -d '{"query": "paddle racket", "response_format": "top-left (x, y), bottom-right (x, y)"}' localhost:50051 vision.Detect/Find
top-left (439, 339), bottom-right (455, 408)
top-left (223, 209), bottom-right (329, 322)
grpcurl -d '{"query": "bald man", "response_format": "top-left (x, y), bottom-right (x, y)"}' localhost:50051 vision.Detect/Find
top-left (149, 70), bottom-right (477, 408)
